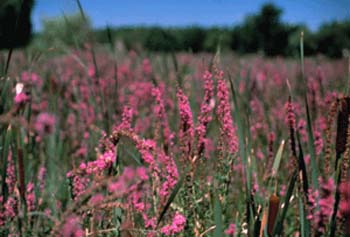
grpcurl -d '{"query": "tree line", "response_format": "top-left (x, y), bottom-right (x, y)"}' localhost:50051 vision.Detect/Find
top-left (94, 4), bottom-right (349, 58)
top-left (1, 1), bottom-right (349, 58)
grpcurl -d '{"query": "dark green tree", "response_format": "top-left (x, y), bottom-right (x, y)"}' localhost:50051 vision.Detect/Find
top-left (177, 27), bottom-right (207, 53)
top-left (203, 28), bottom-right (232, 52)
top-left (231, 16), bottom-right (260, 53)
top-left (231, 3), bottom-right (292, 56)
top-left (316, 21), bottom-right (350, 58)
top-left (0, 0), bottom-right (34, 49)
top-left (143, 27), bottom-right (179, 52)
top-left (256, 3), bottom-right (290, 56)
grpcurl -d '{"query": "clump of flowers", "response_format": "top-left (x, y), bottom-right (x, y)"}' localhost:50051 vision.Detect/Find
top-left (196, 70), bottom-right (215, 156)
top-left (160, 212), bottom-right (186, 236)
top-left (14, 83), bottom-right (30, 105)
top-left (61, 215), bottom-right (84, 237)
top-left (152, 86), bottom-right (174, 148)
top-left (317, 177), bottom-right (335, 234)
top-left (225, 223), bottom-right (236, 236)
top-left (26, 182), bottom-right (36, 212)
top-left (177, 88), bottom-right (195, 156)
top-left (216, 70), bottom-right (238, 154)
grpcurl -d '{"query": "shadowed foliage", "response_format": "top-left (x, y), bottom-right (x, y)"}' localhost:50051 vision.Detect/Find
top-left (0, 0), bottom-right (34, 49)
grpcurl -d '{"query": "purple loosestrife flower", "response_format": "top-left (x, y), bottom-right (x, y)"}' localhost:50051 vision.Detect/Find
top-left (158, 151), bottom-right (179, 200)
top-left (196, 70), bottom-right (215, 155)
top-left (4, 196), bottom-right (17, 220)
top-left (34, 113), bottom-right (56, 136)
top-left (160, 212), bottom-right (186, 236)
top-left (142, 58), bottom-right (152, 75)
top-left (66, 172), bottom-right (89, 200)
top-left (114, 106), bottom-right (133, 131)
top-left (21, 72), bottom-right (43, 88)
top-left (216, 71), bottom-right (238, 154)
top-left (14, 83), bottom-right (30, 105)
top-left (14, 92), bottom-right (30, 105)
top-left (225, 223), bottom-right (236, 236)
top-left (26, 182), bottom-right (36, 212)
top-left (314, 130), bottom-right (324, 155)
top-left (307, 188), bottom-right (319, 221)
top-left (82, 150), bottom-right (116, 175)
top-left (37, 166), bottom-right (46, 192)
top-left (298, 119), bottom-right (308, 142)
top-left (61, 215), bottom-right (84, 237)
top-left (152, 87), bottom-right (174, 147)
top-left (5, 151), bottom-right (16, 194)
top-left (177, 89), bottom-right (194, 156)
top-left (285, 100), bottom-right (296, 131)
top-left (107, 167), bottom-right (148, 194)
top-left (316, 177), bottom-right (335, 234)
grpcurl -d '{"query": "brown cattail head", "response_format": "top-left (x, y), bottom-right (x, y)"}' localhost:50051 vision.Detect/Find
top-left (336, 97), bottom-right (350, 157)
top-left (267, 194), bottom-right (280, 235)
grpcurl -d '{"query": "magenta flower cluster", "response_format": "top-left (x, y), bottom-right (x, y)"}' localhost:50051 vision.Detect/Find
top-left (216, 71), bottom-right (238, 154)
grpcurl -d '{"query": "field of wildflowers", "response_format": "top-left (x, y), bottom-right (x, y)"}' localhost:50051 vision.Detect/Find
top-left (0, 40), bottom-right (350, 236)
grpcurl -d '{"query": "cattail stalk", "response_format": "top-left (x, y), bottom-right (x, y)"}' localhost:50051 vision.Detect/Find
top-left (336, 97), bottom-right (350, 166)
top-left (341, 114), bottom-right (350, 184)
top-left (267, 194), bottom-right (280, 236)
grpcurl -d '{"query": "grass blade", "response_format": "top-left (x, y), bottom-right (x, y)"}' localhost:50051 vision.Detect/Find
top-left (213, 191), bottom-right (223, 237)
top-left (305, 96), bottom-right (318, 190)
top-left (274, 170), bottom-right (298, 236)
top-left (272, 140), bottom-right (285, 178)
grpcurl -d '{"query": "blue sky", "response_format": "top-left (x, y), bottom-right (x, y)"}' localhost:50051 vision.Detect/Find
top-left (32, 0), bottom-right (350, 32)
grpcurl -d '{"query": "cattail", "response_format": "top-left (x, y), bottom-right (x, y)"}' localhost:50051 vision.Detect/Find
top-left (335, 97), bottom-right (350, 160)
top-left (339, 182), bottom-right (350, 235)
top-left (340, 113), bottom-right (350, 183)
top-left (267, 194), bottom-right (280, 235)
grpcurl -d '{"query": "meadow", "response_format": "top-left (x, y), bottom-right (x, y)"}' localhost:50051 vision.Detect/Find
top-left (0, 40), bottom-right (349, 236)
